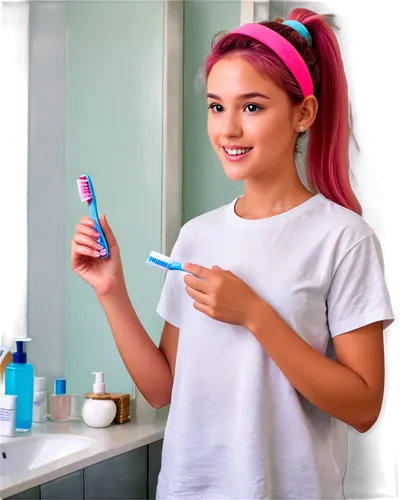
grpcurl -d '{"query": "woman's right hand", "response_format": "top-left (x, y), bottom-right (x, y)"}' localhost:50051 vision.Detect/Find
top-left (71, 213), bottom-right (125, 297)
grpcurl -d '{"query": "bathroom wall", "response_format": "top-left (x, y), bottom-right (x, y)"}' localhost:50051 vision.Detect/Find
top-left (28, 1), bottom-right (166, 397)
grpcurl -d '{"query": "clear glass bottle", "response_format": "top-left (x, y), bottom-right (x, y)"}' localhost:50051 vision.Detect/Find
top-left (50, 378), bottom-right (71, 421)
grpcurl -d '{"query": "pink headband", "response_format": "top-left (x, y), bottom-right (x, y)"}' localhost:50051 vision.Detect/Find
top-left (230, 23), bottom-right (314, 97)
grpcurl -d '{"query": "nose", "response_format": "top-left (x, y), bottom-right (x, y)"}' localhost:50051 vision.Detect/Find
top-left (220, 110), bottom-right (243, 139)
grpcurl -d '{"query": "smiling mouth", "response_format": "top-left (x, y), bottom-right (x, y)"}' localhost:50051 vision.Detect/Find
top-left (223, 147), bottom-right (253, 156)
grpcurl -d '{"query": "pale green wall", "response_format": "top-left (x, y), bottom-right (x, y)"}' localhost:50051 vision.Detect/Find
top-left (65, 2), bottom-right (165, 396)
top-left (182, 0), bottom-right (242, 223)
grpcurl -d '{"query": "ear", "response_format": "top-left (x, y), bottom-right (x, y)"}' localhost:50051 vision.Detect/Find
top-left (295, 95), bottom-right (318, 132)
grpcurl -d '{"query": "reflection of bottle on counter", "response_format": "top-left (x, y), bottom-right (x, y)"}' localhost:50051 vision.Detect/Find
top-left (5, 338), bottom-right (34, 432)
top-left (50, 378), bottom-right (71, 421)
top-left (33, 377), bottom-right (47, 423)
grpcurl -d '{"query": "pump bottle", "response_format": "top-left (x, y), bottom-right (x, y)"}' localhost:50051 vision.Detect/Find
top-left (5, 338), bottom-right (34, 431)
top-left (82, 372), bottom-right (117, 428)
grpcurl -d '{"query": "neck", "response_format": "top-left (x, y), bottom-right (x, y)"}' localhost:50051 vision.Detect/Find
top-left (237, 160), bottom-right (314, 219)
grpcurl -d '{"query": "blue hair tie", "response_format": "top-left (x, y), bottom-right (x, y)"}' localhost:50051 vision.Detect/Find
top-left (282, 20), bottom-right (312, 47)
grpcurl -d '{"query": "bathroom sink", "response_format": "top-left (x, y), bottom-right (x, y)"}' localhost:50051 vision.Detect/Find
top-left (0, 434), bottom-right (96, 477)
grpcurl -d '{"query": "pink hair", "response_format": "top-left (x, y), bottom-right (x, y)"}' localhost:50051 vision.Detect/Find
top-left (202, 8), bottom-right (362, 216)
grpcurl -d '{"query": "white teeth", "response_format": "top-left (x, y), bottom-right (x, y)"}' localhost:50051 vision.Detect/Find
top-left (224, 147), bottom-right (251, 156)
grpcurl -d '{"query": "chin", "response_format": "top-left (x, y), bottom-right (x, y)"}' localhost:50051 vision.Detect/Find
top-left (221, 163), bottom-right (249, 181)
top-left (217, 154), bottom-right (246, 180)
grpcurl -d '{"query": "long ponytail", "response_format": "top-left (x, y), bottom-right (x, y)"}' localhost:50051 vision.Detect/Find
top-left (291, 9), bottom-right (362, 215)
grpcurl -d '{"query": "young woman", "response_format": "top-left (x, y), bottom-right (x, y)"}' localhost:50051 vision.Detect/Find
top-left (71, 8), bottom-right (395, 499)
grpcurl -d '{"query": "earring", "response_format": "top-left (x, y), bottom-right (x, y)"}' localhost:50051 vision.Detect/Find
top-left (299, 125), bottom-right (305, 131)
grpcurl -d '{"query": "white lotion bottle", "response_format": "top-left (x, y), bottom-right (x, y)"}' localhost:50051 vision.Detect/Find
top-left (0, 394), bottom-right (17, 437)
top-left (82, 372), bottom-right (117, 428)
top-left (33, 377), bottom-right (47, 423)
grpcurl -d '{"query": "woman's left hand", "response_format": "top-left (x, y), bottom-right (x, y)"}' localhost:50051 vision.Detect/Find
top-left (182, 262), bottom-right (264, 328)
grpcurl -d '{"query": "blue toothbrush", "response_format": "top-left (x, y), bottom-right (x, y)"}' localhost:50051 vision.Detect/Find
top-left (145, 251), bottom-right (197, 275)
top-left (77, 174), bottom-right (110, 259)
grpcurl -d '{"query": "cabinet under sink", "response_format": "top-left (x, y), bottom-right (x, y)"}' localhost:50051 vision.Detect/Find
top-left (5, 439), bottom-right (163, 500)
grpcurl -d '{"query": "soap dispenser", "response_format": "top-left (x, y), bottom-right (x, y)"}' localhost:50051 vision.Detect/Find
top-left (82, 372), bottom-right (117, 428)
top-left (5, 338), bottom-right (34, 432)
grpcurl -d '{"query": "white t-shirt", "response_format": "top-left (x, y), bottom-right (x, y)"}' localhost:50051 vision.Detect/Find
top-left (155, 193), bottom-right (395, 499)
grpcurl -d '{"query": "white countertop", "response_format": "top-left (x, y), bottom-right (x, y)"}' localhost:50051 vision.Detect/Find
top-left (0, 402), bottom-right (169, 499)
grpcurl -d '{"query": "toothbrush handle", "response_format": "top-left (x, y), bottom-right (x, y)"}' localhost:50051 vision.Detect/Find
top-left (170, 262), bottom-right (185, 271)
top-left (89, 201), bottom-right (110, 259)
top-left (171, 262), bottom-right (195, 275)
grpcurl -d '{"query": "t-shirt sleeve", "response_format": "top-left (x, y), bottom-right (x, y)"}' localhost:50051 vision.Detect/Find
top-left (326, 234), bottom-right (395, 337)
top-left (156, 225), bottom-right (188, 329)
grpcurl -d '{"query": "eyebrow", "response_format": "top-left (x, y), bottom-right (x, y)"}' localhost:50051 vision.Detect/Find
top-left (206, 92), bottom-right (271, 100)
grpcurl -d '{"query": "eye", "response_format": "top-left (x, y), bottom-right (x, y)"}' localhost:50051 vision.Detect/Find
top-left (208, 103), bottom-right (224, 113)
top-left (245, 103), bottom-right (262, 113)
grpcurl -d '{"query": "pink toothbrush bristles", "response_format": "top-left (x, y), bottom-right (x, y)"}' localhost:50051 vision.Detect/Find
top-left (77, 175), bottom-right (92, 203)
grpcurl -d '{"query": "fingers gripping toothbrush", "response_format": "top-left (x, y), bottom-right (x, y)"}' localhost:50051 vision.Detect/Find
top-left (77, 174), bottom-right (110, 259)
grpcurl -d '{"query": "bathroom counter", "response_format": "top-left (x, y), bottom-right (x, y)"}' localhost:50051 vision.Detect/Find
top-left (0, 402), bottom-right (169, 499)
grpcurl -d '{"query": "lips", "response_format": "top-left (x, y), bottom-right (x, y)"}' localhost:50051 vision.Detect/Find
top-left (223, 146), bottom-right (253, 155)
top-left (221, 146), bottom-right (253, 162)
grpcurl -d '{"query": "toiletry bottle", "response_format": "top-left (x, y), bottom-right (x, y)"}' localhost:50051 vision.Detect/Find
top-left (33, 377), bottom-right (47, 423)
top-left (5, 338), bottom-right (34, 432)
top-left (82, 372), bottom-right (116, 428)
top-left (51, 378), bottom-right (71, 421)
top-left (0, 394), bottom-right (17, 437)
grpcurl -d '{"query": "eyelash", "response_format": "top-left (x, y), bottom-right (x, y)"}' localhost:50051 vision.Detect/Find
top-left (207, 103), bottom-right (263, 114)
